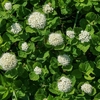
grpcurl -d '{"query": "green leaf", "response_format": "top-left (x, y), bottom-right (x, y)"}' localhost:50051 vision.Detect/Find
top-left (54, 44), bottom-right (65, 50)
top-left (0, 18), bottom-right (6, 27)
top-left (49, 65), bottom-right (56, 74)
top-left (16, 90), bottom-right (25, 98)
top-left (86, 12), bottom-right (97, 25)
top-left (13, 4), bottom-right (20, 11)
top-left (18, 51), bottom-right (27, 58)
top-left (50, 57), bottom-right (58, 68)
top-left (43, 51), bottom-right (50, 59)
top-left (5, 68), bottom-right (18, 79)
top-left (96, 59), bottom-right (100, 69)
top-left (25, 26), bottom-right (36, 33)
top-left (31, 36), bottom-right (42, 42)
top-left (79, 61), bottom-right (91, 73)
top-left (29, 72), bottom-right (39, 81)
top-left (71, 69), bottom-right (82, 79)
top-left (77, 43), bottom-right (90, 53)
top-left (49, 82), bottom-right (60, 95)
top-left (0, 85), bottom-right (7, 94)
top-left (62, 64), bottom-right (73, 72)
top-left (95, 46), bottom-right (100, 52)
top-left (94, 92), bottom-right (100, 99)
top-left (33, 62), bottom-right (42, 68)
top-left (1, 42), bottom-right (11, 52)
top-left (84, 69), bottom-right (95, 80)
top-left (0, 36), bottom-right (3, 44)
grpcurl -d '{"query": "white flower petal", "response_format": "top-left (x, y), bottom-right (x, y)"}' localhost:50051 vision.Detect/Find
top-left (57, 54), bottom-right (70, 66)
top-left (11, 23), bottom-right (22, 34)
top-left (79, 30), bottom-right (91, 43)
top-left (21, 42), bottom-right (28, 51)
top-left (28, 12), bottom-right (46, 29)
top-left (43, 3), bottom-right (54, 14)
top-left (48, 33), bottom-right (64, 46)
top-left (0, 53), bottom-right (17, 71)
top-left (58, 76), bottom-right (72, 92)
top-left (81, 83), bottom-right (93, 94)
top-left (4, 2), bottom-right (12, 10)
top-left (34, 66), bottom-right (42, 75)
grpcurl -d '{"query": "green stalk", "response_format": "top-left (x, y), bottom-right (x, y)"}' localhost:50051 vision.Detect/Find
top-left (73, 11), bottom-right (79, 29)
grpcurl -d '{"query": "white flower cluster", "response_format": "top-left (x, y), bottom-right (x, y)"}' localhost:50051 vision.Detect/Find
top-left (79, 30), bottom-right (91, 43)
top-left (28, 12), bottom-right (46, 29)
top-left (57, 76), bottom-right (72, 92)
top-left (57, 54), bottom-right (70, 66)
top-left (43, 98), bottom-right (47, 100)
top-left (48, 33), bottom-right (64, 46)
top-left (34, 66), bottom-right (42, 75)
top-left (11, 23), bottom-right (22, 34)
top-left (81, 83), bottom-right (93, 94)
top-left (4, 2), bottom-right (12, 10)
top-left (21, 42), bottom-right (28, 51)
top-left (43, 3), bottom-right (54, 14)
top-left (66, 30), bottom-right (75, 38)
top-left (0, 53), bottom-right (17, 71)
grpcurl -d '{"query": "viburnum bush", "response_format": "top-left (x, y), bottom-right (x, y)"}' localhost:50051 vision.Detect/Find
top-left (0, 0), bottom-right (100, 100)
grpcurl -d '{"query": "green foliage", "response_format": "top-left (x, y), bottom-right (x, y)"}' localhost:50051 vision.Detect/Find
top-left (0, 0), bottom-right (99, 99)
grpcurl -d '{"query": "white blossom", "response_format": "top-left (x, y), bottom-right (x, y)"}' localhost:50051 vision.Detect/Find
top-left (43, 98), bottom-right (47, 100)
top-left (43, 3), bottom-right (54, 14)
top-left (58, 76), bottom-right (72, 92)
top-left (28, 12), bottom-right (46, 29)
top-left (48, 33), bottom-right (64, 46)
top-left (81, 83), bottom-right (93, 94)
top-left (0, 53), bottom-right (17, 71)
top-left (21, 42), bottom-right (28, 51)
top-left (66, 30), bottom-right (75, 38)
top-left (57, 54), bottom-right (70, 66)
top-left (79, 30), bottom-right (91, 43)
top-left (34, 66), bottom-right (42, 75)
top-left (4, 2), bottom-right (12, 10)
top-left (11, 23), bottom-right (22, 34)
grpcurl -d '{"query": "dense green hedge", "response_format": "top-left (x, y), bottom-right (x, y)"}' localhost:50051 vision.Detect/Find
top-left (0, 0), bottom-right (100, 100)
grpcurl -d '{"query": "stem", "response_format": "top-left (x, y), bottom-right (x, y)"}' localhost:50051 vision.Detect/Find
top-left (73, 11), bottom-right (79, 29)
top-left (60, 92), bottom-right (64, 98)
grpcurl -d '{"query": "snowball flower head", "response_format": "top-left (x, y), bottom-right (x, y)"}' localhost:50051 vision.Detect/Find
top-left (34, 66), bottom-right (42, 75)
top-left (11, 23), bottom-right (22, 34)
top-left (21, 42), bottom-right (28, 51)
top-left (57, 54), bottom-right (70, 66)
top-left (43, 98), bottom-right (47, 100)
top-left (43, 3), bottom-right (54, 14)
top-left (28, 12), bottom-right (46, 29)
top-left (0, 53), bottom-right (17, 71)
top-left (81, 83), bottom-right (93, 94)
top-left (79, 30), bottom-right (91, 43)
top-left (58, 76), bottom-right (72, 92)
top-left (4, 2), bottom-right (12, 10)
top-left (66, 30), bottom-right (75, 38)
top-left (48, 33), bottom-right (64, 46)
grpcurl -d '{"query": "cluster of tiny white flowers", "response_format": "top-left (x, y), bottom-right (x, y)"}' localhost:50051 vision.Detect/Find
top-left (57, 54), bottom-right (70, 66)
top-left (21, 42), bottom-right (28, 51)
top-left (79, 30), bottom-right (91, 43)
top-left (57, 76), bottom-right (72, 92)
top-left (43, 3), bottom-right (54, 14)
top-left (48, 33), bottom-right (64, 46)
top-left (0, 53), bottom-right (17, 71)
top-left (34, 66), bottom-right (42, 75)
top-left (28, 12), bottom-right (46, 29)
top-left (11, 23), bottom-right (22, 34)
top-left (66, 30), bottom-right (75, 38)
top-left (43, 98), bottom-right (47, 100)
top-left (81, 83), bottom-right (93, 94)
top-left (4, 2), bottom-right (12, 10)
